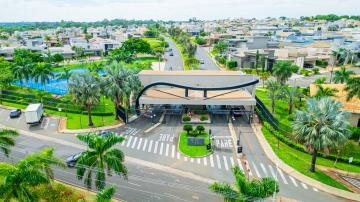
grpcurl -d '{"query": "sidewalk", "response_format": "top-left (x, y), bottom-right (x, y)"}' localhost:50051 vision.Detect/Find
top-left (58, 117), bottom-right (124, 134)
top-left (251, 123), bottom-right (360, 201)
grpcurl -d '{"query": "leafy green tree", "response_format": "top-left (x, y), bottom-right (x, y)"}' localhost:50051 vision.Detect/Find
top-left (96, 186), bottom-right (116, 202)
top-left (143, 30), bottom-right (159, 38)
top-left (333, 67), bottom-right (355, 84)
top-left (185, 58), bottom-right (200, 69)
top-left (196, 125), bottom-right (205, 135)
top-left (33, 63), bottom-right (54, 91)
top-left (51, 53), bottom-right (64, 64)
top-left (56, 68), bottom-right (72, 84)
top-left (314, 85), bottom-right (338, 99)
top-left (293, 97), bottom-right (351, 172)
top-left (345, 76), bottom-right (360, 101)
top-left (68, 71), bottom-right (101, 126)
top-left (213, 41), bottom-right (228, 54)
top-left (183, 124), bottom-right (193, 135)
top-left (0, 129), bottom-right (19, 156)
top-left (108, 48), bottom-right (133, 63)
top-left (266, 80), bottom-right (281, 113)
top-left (0, 57), bottom-right (14, 103)
top-left (121, 38), bottom-right (151, 55)
top-left (195, 36), bottom-right (207, 45)
top-left (209, 165), bottom-right (279, 201)
top-left (76, 132), bottom-right (127, 190)
top-left (272, 61), bottom-right (298, 85)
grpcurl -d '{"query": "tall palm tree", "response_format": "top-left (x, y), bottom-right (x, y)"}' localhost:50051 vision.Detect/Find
top-left (68, 71), bottom-right (101, 126)
top-left (266, 80), bottom-right (280, 113)
top-left (103, 62), bottom-right (138, 120)
top-left (13, 58), bottom-right (34, 88)
top-left (281, 85), bottom-right (301, 114)
top-left (292, 97), bottom-right (351, 172)
top-left (314, 85), bottom-right (338, 99)
top-left (56, 68), bottom-right (72, 84)
top-left (96, 186), bottom-right (116, 202)
top-left (76, 132), bottom-right (127, 190)
top-left (272, 60), bottom-right (298, 85)
top-left (345, 76), bottom-right (360, 101)
top-left (33, 63), bottom-right (54, 91)
top-left (259, 72), bottom-right (270, 88)
top-left (209, 165), bottom-right (279, 201)
top-left (0, 129), bottom-right (19, 156)
top-left (333, 67), bottom-right (355, 84)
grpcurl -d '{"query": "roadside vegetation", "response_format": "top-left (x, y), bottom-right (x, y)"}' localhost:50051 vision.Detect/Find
top-left (179, 124), bottom-right (212, 157)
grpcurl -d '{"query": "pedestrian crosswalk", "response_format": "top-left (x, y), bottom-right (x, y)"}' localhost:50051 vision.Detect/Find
top-left (119, 135), bottom-right (319, 193)
top-left (122, 127), bottom-right (141, 136)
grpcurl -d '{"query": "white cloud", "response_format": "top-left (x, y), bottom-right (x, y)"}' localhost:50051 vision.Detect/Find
top-left (0, 0), bottom-right (359, 22)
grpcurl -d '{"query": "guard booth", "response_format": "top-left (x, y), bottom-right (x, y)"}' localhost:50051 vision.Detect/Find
top-left (135, 70), bottom-right (259, 121)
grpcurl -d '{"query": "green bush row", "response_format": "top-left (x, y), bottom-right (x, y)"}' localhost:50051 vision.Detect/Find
top-left (182, 116), bottom-right (191, 122)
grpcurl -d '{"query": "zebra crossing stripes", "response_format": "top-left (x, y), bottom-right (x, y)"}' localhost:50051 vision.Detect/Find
top-left (229, 157), bottom-right (235, 167)
top-left (301, 183), bottom-right (308, 189)
top-left (142, 139), bottom-right (148, 151)
top-left (123, 127), bottom-right (141, 136)
top-left (216, 155), bottom-right (222, 169)
top-left (137, 138), bottom-right (143, 150)
top-left (268, 165), bottom-right (277, 179)
top-left (131, 137), bottom-right (138, 149)
top-left (203, 157), bottom-right (208, 166)
top-left (148, 140), bottom-right (153, 152)
top-left (260, 163), bottom-right (268, 176)
top-left (251, 162), bottom-right (261, 178)
top-left (190, 158), bottom-right (194, 163)
top-left (176, 152), bottom-right (180, 159)
top-left (209, 155), bottom-right (214, 167)
top-left (197, 158), bottom-right (201, 164)
top-left (223, 156), bottom-right (229, 171)
top-left (153, 142), bottom-right (158, 154)
top-left (289, 176), bottom-right (298, 187)
top-left (159, 143), bottom-right (164, 155)
top-left (277, 168), bottom-right (288, 184)
top-left (184, 156), bottom-right (188, 162)
top-left (165, 144), bottom-right (169, 156)
top-left (237, 159), bottom-right (244, 171)
top-left (126, 136), bottom-right (133, 147)
top-left (171, 145), bottom-right (175, 158)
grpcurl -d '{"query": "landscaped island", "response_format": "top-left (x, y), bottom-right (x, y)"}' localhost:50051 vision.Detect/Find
top-left (178, 124), bottom-right (213, 157)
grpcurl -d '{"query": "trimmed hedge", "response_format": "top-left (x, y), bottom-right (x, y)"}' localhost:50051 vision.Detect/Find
top-left (182, 116), bottom-right (191, 122)
top-left (200, 115), bottom-right (209, 121)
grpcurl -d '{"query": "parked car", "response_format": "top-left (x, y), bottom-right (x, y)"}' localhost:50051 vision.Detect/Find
top-left (169, 52), bottom-right (174, 56)
top-left (9, 109), bottom-right (21, 118)
top-left (199, 59), bottom-right (205, 64)
top-left (66, 153), bottom-right (82, 167)
top-left (97, 130), bottom-right (116, 138)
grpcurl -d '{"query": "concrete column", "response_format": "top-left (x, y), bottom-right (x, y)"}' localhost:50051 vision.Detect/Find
top-left (204, 90), bottom-right (207, 98)
top-left (185, 89), bottom-right (189, 97)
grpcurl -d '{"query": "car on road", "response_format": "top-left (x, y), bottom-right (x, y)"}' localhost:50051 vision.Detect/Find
top-left (199, 59), bottom-right (205, 64)
top-left (9, 109), bottom-right (21, 118)
top-left (169, 52), bottom-right (174, 56)
top-left (66, 153), bottom-right (82, 167)
top-left (97, 130), bottom-right (117, 138)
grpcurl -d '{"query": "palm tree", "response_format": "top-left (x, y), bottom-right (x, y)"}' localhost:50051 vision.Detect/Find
top-left (259, 72), bottom-right (270, 88)
top-left (209, 165), bottom-right (279, 201)
top-left (96, 186), bottom-right (116, 202)
top-left (314, 77), bottom-right (327, 84)
top-left (272, 60), bottom-right (298, 85)
top-left (281, 85), bottom-right (301, 114)
top-left (266, 80), bottom-right (280, 113)
top-left (292, 97), bottom-right (351, 172)
top-left (103, 62), bottom-right (138, 120)
top-left (333, 67), bottom-right (355, 84)
top-left (56, 68), bottom-right (72, 84)
top-left (76, 132), bottom-right (128, 190)
top-left (314, 85), bottom-right (338, 99)
top-left (90, 62), bottom-right (104, 77)
top-left (12, 58), bottom-right (34, 88)
top-left (33, 63), bottom-right (54, 91)
top-left (68, 71), bottom-right (101, 126)
top-left (345, 76), bottom-right (360, 101)
top-left (0, 129), bottom-right (19, 156)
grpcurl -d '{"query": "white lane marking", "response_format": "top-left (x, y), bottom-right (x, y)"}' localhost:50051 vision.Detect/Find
top-left (121, 137), bottom-right (126, 146)
top-left (184, 156), bottom-right (188, 162)
top-left (313, 187), bottom-right (318, 192)
top-left (153, 141), bottom-right (158, 154)
top-left (223, 156), bottom-right (229, 171)
top-left (230, 157), bottom-right (235, 167)
top-left (252, 162), bottom-right (261, 178)
top-left (237, 159), bottom-right (244, 171)
top-left (136, 138), bottom-right (143, 150)
top-left (289, 176), bottom-right (298, 187)
top-left (147, 140), bottom-right (153, 152)
top-left (126, 136), bottom-right (133, 147)
top-left (190, 158), bottom-right (194, 163)
top-left (268, 165), bottom-right (277, 179)
top-left (131, 137), bottom-right (138, 149)
top-left (203, 157), bottom-right (207, 166)
top-left (176, 152), bottom-right (180, 159)
top-left (171, 145), bottom-right (175, 158)
top-left (159, 142), bottom-right (164, 155)
top-left (260, 163), bottom-right (268, 176)
top-left (216, 155), bottom-right (222, 169)
top-left (142, 139), bottom-right (148, 151)
top-left (165, 144), bottom-right (169, 156)
top-left (209, 155), bottom-right (214, 167)
top-left (128, 182), bottom-right (141, 187)
top-left (197, 158), bottom-right (201, 164)
top-left (301, 183), bottom-right (308, 189)
top-left (277, 168), bottom-right (288, 184)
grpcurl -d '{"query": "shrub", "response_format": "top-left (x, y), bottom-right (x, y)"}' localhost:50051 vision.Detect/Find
top-left (195, 37), bottom-right (207, 45)
top-left (193, 109), bottom-right (207, 115)
top-left (226, 60), bottom-right (238, 69)
top-left (215, 55), bottom-right (226, 64)
top-left (312, 67), bottom-right (320, 75)
top-left (316, 59), bottom-right (328, 68)
top-left (300, 69), bottom-right (311, 76)
top-left (350, 127), bottom-right (360, 140)
top-left (200, 115), bottom-right (209, 121)
top-left (196, 125), bottom-right (205, 135)
top-left (243, 68), bottom-right (254, 74)
top-left (183, 124), bottom-right (193, 135)
top-left (182, 116), bottom-right (191, 122)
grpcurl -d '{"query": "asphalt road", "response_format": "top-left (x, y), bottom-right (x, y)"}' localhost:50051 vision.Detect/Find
top-left (164, 36), bottom-right (184, 71)
top-left (195, 46), bottom-right (220, 70)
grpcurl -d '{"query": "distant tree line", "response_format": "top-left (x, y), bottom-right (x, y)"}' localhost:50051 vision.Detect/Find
top-left (300, 14), bottom-right (360, 22)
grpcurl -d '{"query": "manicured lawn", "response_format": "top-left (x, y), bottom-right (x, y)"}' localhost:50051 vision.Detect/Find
top-left (52, 60), bottom-right (103, 72)
top-left (178, 131), bottom-right (212, 157)
top-left (262, 126), bottom-right (356, 191)
top-left (142, 37), bottom-right (162, 48)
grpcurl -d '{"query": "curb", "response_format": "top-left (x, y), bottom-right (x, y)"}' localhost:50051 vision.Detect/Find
top-left (251, 123), bottom-right (360, 201)
top-left (58, 118), bottom-right (124, 134)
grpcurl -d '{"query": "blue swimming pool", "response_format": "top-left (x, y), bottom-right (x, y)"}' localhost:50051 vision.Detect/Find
top-left (14, 68), bottom-right (100, 95)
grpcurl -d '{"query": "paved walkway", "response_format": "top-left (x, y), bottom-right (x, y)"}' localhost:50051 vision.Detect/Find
top-left (251, 123), bottom-right (360, 201)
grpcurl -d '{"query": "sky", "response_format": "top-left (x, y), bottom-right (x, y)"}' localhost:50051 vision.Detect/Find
top-left (0, 0), bottom-right (359, 22)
